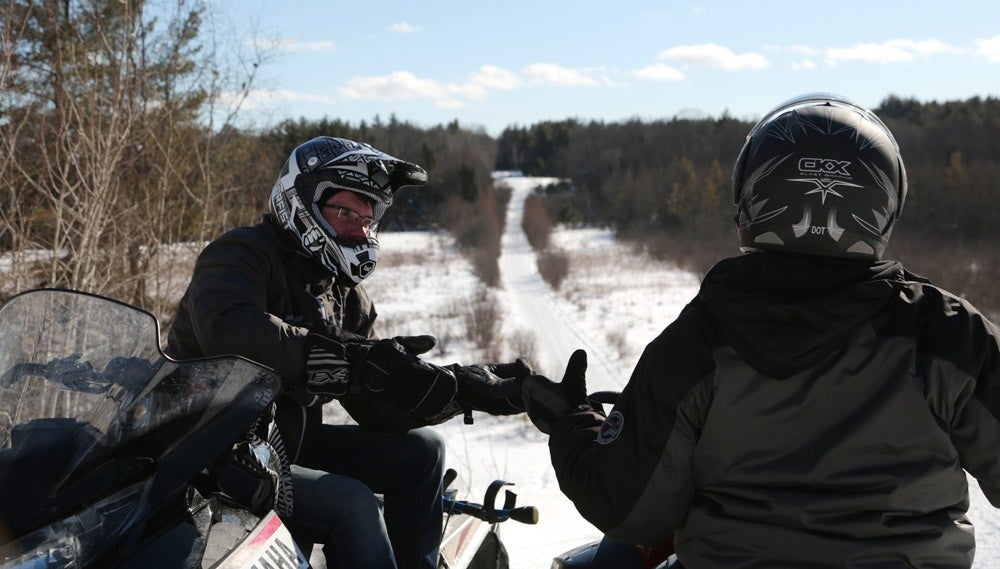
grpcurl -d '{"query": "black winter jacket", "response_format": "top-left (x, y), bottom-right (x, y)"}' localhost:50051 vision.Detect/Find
top-left (166, 215), bottom-right (377, 460)
top-left (550, 252), bottom-right (1000, 569)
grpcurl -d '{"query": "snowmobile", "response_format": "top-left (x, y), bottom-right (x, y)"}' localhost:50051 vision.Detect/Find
top-left (0, 288), bottom-right (536, 569)
top-left (0, 288), bottom-right (306, 569)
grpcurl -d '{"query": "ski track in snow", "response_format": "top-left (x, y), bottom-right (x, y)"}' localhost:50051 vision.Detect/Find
top-left (359, 176), bottom-right (1000, 568)
top-left (495, 177), bottom-right (629, 392)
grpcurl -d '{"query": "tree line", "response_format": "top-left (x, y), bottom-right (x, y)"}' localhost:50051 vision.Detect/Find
top-left (2, 1), bottom-right (997, 323)
top-left (496, 97), bottom-right (1000, 319)
top-left (0, 0), bottom-right (504, 323)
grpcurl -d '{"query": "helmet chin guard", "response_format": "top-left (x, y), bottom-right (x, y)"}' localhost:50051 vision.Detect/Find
top-left (269, 137), bottom-right (427, 285)
top-left (731, 93), bottom-right (907, 260)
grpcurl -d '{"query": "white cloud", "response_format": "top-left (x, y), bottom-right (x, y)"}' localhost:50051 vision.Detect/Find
top-left (593, 70), bottom-right (629, 89)
top-left (825, 39), bottom-right (956, 64)
top-left (338, 71), bottom-right (478, 109)
top-left (470, 65), bottom-right (523, 91)
top-left (340, 71), bottom-right (449, 101)
top-left (388, 22), bottom-right (421, 33)
top-left (335, 63), bottom-right (610, 110)
top-left (218, 88), bottom-right (338, 109)
top-left (522, 63), bottom-right (602, 87)
top-left (338, 67), bottom-right (517, 108)
top-left (451, 65), bottom-right (523, 99)
top-left (791, 59), bottom-right (816, 70)
top-left (658, 43), bottom-right (770, 71)
top-left (633, 63), bottom-right (685, 82)
top-left (448, 84), bottom-right (487, 101)
top-left (902, 39), bottom-right (956, 56)
top-left (976, 35), bottom-right (1000, 62)
top-left (246, 38), bottom-right (336, 53)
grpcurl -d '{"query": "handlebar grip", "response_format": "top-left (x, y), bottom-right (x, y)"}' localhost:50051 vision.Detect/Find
top-left (588, 391), bottom-right (619, 405)
top-left (510, 506), bottom-right (538, 525)
top-left (443, 468), bottom-right (458, 490)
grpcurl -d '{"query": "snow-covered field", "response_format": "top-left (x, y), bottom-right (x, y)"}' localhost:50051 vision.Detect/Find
top-left (362, 176), bottom-right (1000, 568)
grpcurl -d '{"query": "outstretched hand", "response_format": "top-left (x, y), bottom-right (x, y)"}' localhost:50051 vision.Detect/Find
top-left (481, 358), bottom-right (534, 381)
top-left (451, 357), bottom-right (534, 416)
top-left (394, 335), bottom-right (437, 356)
top-left (521, 349), bottom-right (589, 434)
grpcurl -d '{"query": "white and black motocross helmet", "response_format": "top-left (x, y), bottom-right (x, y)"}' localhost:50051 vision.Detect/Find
top-left (269, 136), bottom-right (427, 285)
top-left (732, 93), bottom-right (907, 260)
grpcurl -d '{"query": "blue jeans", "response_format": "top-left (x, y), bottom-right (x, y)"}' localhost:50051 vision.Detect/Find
top-left (282, 425), bottom-right (445, 569)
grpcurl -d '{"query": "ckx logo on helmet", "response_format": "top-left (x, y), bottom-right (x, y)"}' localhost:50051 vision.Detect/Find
top-left (798, 158), bottom-right (851, 176)
top-left (789, 156), bottom-right (862, 205)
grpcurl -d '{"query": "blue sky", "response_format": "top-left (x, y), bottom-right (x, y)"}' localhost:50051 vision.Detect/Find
top-left (212, 0), bottom-right (1000, 136)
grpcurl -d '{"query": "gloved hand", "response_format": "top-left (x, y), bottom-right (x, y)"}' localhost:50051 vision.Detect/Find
top-left (301, 333), bottom-right (439, 399)
top-left (348, 338), bottom-right (458, 422)
top-left (482, 359), bottom-right (535, 382)
top-left (521, 349), bottom-right (589, 434)
top-left (394, 335), bottom-right (437, 356)
top-left (212, 438), bottom-right (279, 516)
top-left (302, 333), bottom-right (352, 399)
top-left (450, 358), bottom-right (534, 416)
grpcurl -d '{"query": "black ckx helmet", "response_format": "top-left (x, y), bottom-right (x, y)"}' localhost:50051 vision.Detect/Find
top-left (269, 136), bottom-right (427, 285)
top-left (732, 93), bottom-right (907, 260)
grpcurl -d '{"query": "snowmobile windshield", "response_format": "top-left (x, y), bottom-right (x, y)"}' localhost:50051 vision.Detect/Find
top-left (0, 289), bottom-right (280, 538)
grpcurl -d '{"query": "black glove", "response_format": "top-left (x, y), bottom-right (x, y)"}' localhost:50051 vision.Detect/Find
top-left (521, 349), bottom-right (589, 434)
top-left (301, 333), bottom-right (437, 399)
top-left (212, 438), bottom-right (279, 516)
top-left (348, 338), bottom-right (459, 422)
top-left (394, 335), bottom-right (437, 356)
top-left (482, 359), bottom-right (535, 381)
top-left (302, 333), bottom-right (352, 399)
top-left (450, 358), bottom-right (534, 416)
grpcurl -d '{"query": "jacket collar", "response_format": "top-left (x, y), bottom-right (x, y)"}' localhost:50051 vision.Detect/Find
top-left (696, 252), bottom-right (918, 379)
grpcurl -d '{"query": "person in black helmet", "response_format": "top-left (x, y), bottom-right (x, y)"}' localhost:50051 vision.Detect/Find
top-left (167, 136), bottom-right (529, 569)
top-left (521, 94), bottom-right (1000, 568)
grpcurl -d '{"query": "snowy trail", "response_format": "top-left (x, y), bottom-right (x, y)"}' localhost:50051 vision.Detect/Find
top-left (469, 176), bottom-right (634, 567)
top-left (495, 177), bottom-right (628, 391)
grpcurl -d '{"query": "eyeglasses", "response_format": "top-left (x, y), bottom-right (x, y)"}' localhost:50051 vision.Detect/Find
top-left (322, 204), bottom-right (376, 228)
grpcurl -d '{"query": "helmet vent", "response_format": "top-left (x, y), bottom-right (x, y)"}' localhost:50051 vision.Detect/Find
top-left (754, 232), bottom-right (784, 246)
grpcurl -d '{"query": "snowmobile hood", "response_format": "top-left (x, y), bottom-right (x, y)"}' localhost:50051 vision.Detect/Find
top-left (696, 252), bottom-right (921, 379)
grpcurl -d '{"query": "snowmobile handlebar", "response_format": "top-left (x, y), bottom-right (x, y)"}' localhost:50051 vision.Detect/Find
top-left (442, 469), bottom-right (539, 525)
top-left (443, 495), bottom-right (539, 525)
top-left (0, 359), bottom-right (107, 393)
top-left (588, 390), bottom-right (619, 406)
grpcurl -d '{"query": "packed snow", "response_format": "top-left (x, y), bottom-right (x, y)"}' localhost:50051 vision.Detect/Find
top-left (361, 176), bottom-right (1000, 568)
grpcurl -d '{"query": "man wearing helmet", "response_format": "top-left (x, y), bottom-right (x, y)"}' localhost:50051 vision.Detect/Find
top-left (521, 95), bottom-right (1000, 568)
top-left (168, 136), bottom-right (529, 569)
